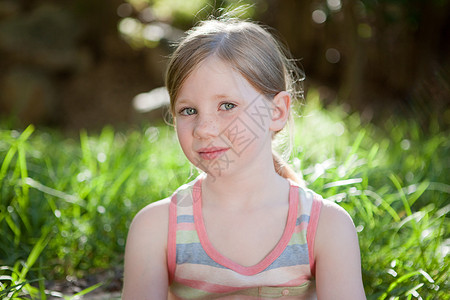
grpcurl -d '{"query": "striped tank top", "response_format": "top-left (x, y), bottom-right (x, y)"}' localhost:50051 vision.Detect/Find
top-left (167, 176), bottom-right (323, 299)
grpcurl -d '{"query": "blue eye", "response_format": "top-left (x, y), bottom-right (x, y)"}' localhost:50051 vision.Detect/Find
top-left (180, 107), bottom-right (197, 116)
top-left (220, 103), bottom-right (236, 111)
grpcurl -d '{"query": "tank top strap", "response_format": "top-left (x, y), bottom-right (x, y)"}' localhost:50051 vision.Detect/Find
top-left (295, 186), bottom-right (323, 276)
top-left (280, 181), bottom-right (324, 277)
top-left (308, 194), bottom-right (322, 276)
top-left (167, 177), bottom-right (202, 283)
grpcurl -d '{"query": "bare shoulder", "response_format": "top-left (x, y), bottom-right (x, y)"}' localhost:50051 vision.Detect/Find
top-left (314, 200), bottom-right (366, 299)
top-left (317, 200), bottom-right (356, 234)
top-left (315, 200), bottom-right (359, 260)
top-left (130, 197), bottom-right (171, 232)
top-left (122, 198), bottom-right (172, 299)
top-left (125, 197), bottom-right (172, 263)
top-left (124, 197), bottom-right (171, 269)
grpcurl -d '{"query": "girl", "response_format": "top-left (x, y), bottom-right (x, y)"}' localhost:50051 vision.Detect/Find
top-left (123, 17), bottom-right (366, 299)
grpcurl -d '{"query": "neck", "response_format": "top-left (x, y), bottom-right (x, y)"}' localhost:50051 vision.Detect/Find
top-left (201, 159), bottom-right (289, 210)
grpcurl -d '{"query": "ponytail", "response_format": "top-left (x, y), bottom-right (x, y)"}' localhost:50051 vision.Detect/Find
top-left (272, 151), bottom-right (304, 186)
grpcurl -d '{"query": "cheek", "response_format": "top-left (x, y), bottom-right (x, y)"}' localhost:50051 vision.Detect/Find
top-left (176, 123), bottom-right (190, 148)
top-left (219, 114), bottom-right (266, 156)
top-left (246, 99), bottom-right (274, 132)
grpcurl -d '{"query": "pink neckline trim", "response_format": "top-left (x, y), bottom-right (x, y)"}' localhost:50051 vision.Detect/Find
top-left (192, 178), bottom-right (299, 276)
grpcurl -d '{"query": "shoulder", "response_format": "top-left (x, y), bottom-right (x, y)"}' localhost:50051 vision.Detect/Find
top-left (125, 197), bottom-right (171, 256)
top-left (317, 200), bottom-right (355, 231)
top-left (122, 198), bottom-right (172, 299)
top-left (314, 200), bottom-right (357, 255)
top-left (314, 200), bottom-right (366, 298)
top-left (127, 197), bottom-right (172, 244)
top-left (131, 197), bottom-right (171, 226)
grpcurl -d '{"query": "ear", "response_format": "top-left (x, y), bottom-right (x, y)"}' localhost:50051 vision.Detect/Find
top-left (269, 91), bottom-right (291, 132)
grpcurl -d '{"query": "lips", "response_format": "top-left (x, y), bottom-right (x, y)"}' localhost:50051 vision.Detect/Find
top-left (197, 147), bottom-right (229, 160)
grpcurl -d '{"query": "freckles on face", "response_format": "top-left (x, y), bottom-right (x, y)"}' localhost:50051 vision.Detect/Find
top-left (173, 56), bottom-right (275, 175)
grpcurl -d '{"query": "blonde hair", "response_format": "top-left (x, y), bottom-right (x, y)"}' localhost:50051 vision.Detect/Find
top-left (165, 18), bottom-right (304, 184)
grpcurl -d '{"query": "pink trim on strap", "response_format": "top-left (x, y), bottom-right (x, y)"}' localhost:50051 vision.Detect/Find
top-left (193, 179), bottom-right (299, 276)
top-left (167, 194), bottom-right (178, 284)
top-left (307, 195), bottom-right (323, 277)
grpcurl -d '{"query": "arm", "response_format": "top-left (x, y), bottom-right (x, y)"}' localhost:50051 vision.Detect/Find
top-left (122, 198), bottom-right (171, 300)
top-left (314, 201), bottom-right (366, 299)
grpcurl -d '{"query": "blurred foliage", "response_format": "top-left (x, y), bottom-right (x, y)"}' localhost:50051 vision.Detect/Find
top-left (118, 0), bottom-right (256, 49)
top-left (114, 0), bottom-right (450, 128)
top-left (0, 0), bottom-right (448, 129)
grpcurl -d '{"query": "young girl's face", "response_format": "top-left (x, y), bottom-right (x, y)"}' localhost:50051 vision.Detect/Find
top-left (174, 56), bottom-right (275, 178)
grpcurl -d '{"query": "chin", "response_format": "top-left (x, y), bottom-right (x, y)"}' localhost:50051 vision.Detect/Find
top-left (196, 162), bottom-right (232, 180)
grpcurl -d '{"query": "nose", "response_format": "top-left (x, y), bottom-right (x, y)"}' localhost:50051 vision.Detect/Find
top-left (193, 113), bottom-right (220, 139)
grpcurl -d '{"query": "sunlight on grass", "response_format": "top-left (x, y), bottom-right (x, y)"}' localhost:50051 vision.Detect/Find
top-left (0, 89), bottom-right (448, 298)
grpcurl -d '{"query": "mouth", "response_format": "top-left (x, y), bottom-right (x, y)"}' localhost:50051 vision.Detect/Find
top-left (197, 147), bottom-right (229, 160)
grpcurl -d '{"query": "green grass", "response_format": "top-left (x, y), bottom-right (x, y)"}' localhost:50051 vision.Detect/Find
top-left (0, 90), bottom-right (448, 299)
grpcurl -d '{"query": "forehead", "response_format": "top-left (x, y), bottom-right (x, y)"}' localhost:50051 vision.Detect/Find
top-left (176, 56), bottom-right (260, 104)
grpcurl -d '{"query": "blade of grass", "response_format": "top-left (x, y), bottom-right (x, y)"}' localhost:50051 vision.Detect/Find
top-left (0, 278), bottom-right (41, 299)
top-left (4, 212), bottom-right (21, 246)
top-left (379, 269), bottom-right (432, 300)
top-left (16, 125), bottom-right (34, 203)
top-left (0, 145), bottom-right (17, 185)
top-left (344, 130), bottom-right (365, 169)
top-left (24, 177), bottom-right (86, 208)
top-left (103, 164), bottom-right (135, 206)
top-left (364, 189), bottom-right (400, 222)
top-left (19, 227), bottom-right (52, 281)
top-left (80, 130), bottom-right (96, 173)
top-left (64, 282), bottom-right (103, 300)
top-left (404, 181), bottom-right (429, 208)
top-left (390, 174), bottom-right (413, 217)
top-left (17, 143), bottom-right (29, 206)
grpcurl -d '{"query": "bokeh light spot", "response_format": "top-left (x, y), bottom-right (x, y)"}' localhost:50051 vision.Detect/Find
top-left (97, 152), bottom-right (107, 163)
top-left (358, 23), bottom-right (372, 38)
top-left (327, 0), bottom-right (342, 11)
top-left (97, 205), bottom-right (106, 214)
top-left (119, 17), bottom-right (141, 36)
top-left (401, 139), bottom-right (411, 150)
top-left (143, 24), bottom-right (165, 42)
top-left (312, 10), bottom-right (327, 24)
top-left (326, 48), bottom-right (341, 63)
top-left (117, 3), bottom-right (133, 18)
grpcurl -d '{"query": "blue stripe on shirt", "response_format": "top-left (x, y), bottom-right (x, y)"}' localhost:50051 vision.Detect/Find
top-left (296, 214), bottom-right (310, 225)
top-left (176, 242), bottom-right (309, 270)
top-left (177, 215), bottom-right (195, 223)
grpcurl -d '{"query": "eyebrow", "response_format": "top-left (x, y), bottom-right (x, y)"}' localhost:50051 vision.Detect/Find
top-left (175, 99), bottom-right (190, 106)
top-left (215, 94), bottom-right (235, 100)
top-left (176, 94), bottom-right (239, 106)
